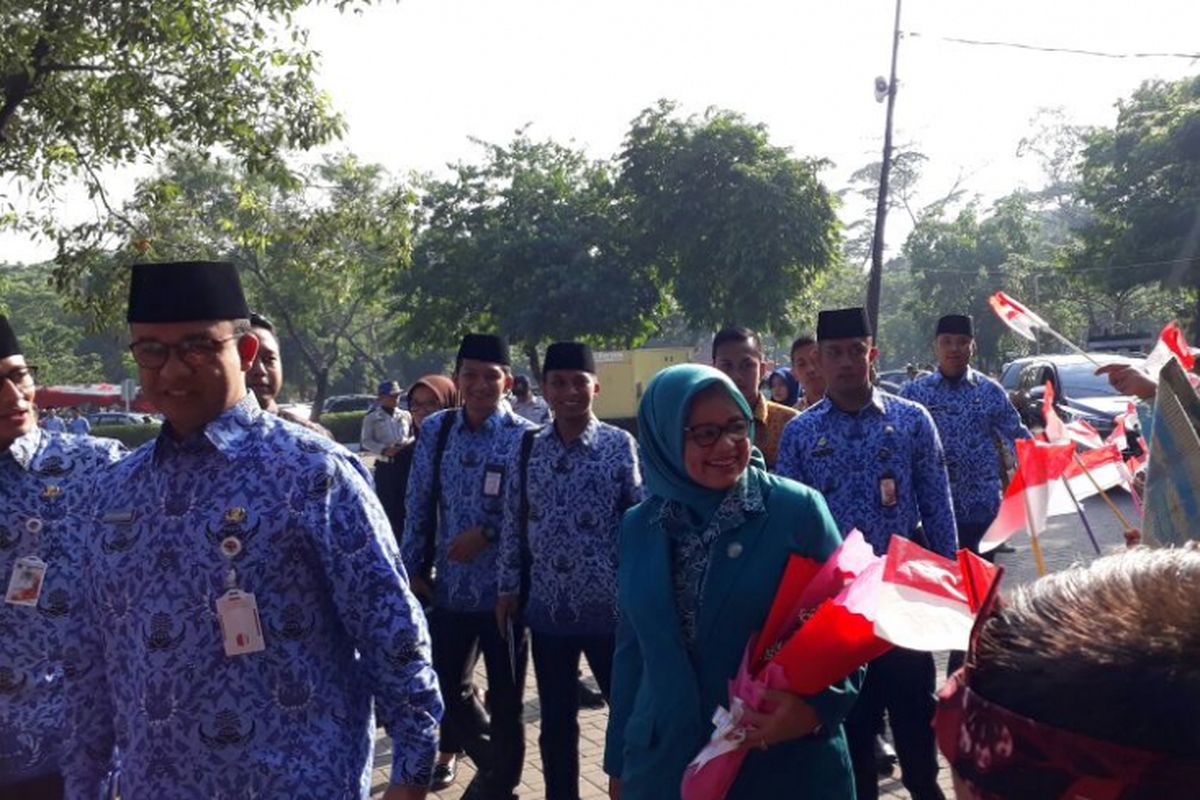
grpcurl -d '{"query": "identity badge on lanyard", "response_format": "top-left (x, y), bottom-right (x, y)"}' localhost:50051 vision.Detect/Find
top-left (214, 509), bottom-right (265, 657)
top-left (482, 464), bottom-right (505, 498)
top-left (6, 517), bottom-right (46, 607)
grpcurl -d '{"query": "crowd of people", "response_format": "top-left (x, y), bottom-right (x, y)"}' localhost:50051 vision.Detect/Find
top-left (0, 259), bottom-right (1195, 800)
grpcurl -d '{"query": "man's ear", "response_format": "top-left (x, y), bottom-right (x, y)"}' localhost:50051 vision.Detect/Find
top-left (237, 333), bottom-right (259, 370)
top-left (868, 346), bottom-right (881, 364)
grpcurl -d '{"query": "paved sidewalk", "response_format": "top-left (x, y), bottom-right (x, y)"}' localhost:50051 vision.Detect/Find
top-left (372, 491), bottom-right (1137, 799)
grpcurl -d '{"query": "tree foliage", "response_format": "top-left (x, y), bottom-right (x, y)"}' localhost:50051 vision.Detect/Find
top-left (399, 131), bottom-right (665, 376)
top-left (57, 151), bottom-right (414, 416)
top-left (1, 0), bottom-right (376, 235)
top-left (619, 101), bottom-right (841, 336)
top-left (1073, 75), bottom-right (1200, 302)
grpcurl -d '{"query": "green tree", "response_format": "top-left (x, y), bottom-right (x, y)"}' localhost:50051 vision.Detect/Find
top-left (57, 151), bottom-right (414, 417)
top-left (399, 131), bottom-right (665, 377)
top-left (0, 263), bottom-right (124, 384)
top-left (1073, 75), bottom-right (1200, 331)
top-left (619, 100), bottom-right (841, 336)
top-left (1, 0), bottom-right (376, 240)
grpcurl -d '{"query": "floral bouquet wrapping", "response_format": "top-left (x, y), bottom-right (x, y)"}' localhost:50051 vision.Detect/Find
top-left (681, 532), bottom-right (999, 800)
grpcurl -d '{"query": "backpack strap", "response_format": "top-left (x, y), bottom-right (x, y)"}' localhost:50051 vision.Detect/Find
top-left (420, 409), bottom-right (459, 577)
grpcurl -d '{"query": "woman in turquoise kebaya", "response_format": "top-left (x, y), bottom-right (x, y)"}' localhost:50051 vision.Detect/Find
top-left (604, 364), bottom-right (860, 799)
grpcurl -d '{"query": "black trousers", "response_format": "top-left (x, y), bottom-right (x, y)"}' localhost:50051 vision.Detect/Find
top-left (431, 608), bottom-right (528, 799)
top-left (845, 648), bottom-right (945, 800)
top-left (531, 632), bottom-right (614, 800)
top-left (0, 772), bottom-right (63, 800)
top-left (373, 460), bottom-right (405, 538)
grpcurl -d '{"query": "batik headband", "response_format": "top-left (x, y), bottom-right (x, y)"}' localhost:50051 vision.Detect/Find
top-left (934, 575), bottom-right (1200, 799)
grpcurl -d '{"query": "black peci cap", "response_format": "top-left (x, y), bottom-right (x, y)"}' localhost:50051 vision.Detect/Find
top-left (457, 333), bottom-right (510, 366)
top-left (543, 342), bottom-right (596, 374)
top-left (817, 307), bottom-right (872, 341)
top-left (127, 261), bottom-right (250, 324)
top-left (0, 315), bottom-right (21, 359)
top-left (936, 314), bottom-right (974, 338)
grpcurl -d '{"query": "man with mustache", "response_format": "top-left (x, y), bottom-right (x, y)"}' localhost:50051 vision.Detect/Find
top-left (246, 311), bottom-right (333, 439)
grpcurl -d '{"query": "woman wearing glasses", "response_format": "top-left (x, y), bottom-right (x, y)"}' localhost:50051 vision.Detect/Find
top-left (604, 364), bottom-right (860, 800)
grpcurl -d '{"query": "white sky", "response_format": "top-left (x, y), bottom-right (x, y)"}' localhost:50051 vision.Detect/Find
top-left (4, 0), bottom-right (1200, 264)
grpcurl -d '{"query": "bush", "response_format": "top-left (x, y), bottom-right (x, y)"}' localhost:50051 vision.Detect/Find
top-left (319, 411), bottom-right (367, 445)
top-left (92, 423), bottom-right (161, 449)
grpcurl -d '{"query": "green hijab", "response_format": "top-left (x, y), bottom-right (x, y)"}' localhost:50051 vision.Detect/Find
top-left (637, 364), bottom-right (756, 526)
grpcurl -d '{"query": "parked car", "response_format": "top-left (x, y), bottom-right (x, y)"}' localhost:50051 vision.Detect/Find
top-left (321, 394), bottom-right (376, 414)
top-left (1007, 353), bottom-right (1143, 442)
top-left (87, 411), bottom-right (159, 426)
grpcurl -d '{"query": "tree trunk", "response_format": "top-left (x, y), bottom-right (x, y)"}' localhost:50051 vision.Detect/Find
top-left (310, 368), bottom-right (331, 423)
top-left (524, 342), bottom-right (541, 386)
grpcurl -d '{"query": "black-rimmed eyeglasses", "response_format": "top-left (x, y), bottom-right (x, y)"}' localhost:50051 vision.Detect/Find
top-left (129, 335), bottom-right (240, 369)
top-left (0, 365), bottom-right (38, 389)
top-left (684, 418), bottom-right (751, 448)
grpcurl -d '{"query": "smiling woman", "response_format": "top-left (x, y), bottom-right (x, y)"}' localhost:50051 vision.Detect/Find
top-left (605, 364), bottom-right (861, 800)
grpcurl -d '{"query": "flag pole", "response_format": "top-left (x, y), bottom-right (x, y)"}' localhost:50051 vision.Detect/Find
top-left (1073, 453), bottom-right (1137, 534)
top-left (1036, 324), bottom-right (1103, 367)
top-left (1020, 483), bottom-right (1048, 576)
top-left (1060, 476), bottom-right (1102, 555)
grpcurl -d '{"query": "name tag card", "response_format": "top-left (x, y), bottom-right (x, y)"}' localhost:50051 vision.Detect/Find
top-left (6, 556), bottom-right (47, 607)
top-left (482, 466), bottom-right (505, 498)
top-left (216, 590), bottom-right (266, 656)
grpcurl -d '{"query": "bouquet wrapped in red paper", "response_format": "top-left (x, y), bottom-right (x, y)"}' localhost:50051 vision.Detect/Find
top-left (680, 532), bottom-right (999, 800)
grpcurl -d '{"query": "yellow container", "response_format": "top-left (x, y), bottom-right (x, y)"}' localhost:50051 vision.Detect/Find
top-left (593, 347), bottom-right (695, 419)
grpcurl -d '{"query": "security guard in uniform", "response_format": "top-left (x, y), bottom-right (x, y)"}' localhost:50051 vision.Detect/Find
top-left (362, 379), bottom-right (414, 535)
top-left (777, 307), bottom-right (956, 800)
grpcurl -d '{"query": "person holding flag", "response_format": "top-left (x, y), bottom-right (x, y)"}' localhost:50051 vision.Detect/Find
top-left (900, 314), bottom-right (1031, 558)
top-left (777, 307), bottom-right (957, 800)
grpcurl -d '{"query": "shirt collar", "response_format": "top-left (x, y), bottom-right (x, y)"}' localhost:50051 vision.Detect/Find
top-left (751, 393), bottom-right (769, 424)
top-left (656, 470), bottom-right (767, 538)
top-left (541, 416), bottom-right (600, 449)
top-left (154, 394), bottom-right (262, 464)
top-left (454, 405), bottom-right (505, 435)
top-left (4, 428), bottom-right (43, 471)
top-left (934, 366), bottom-right (979, 386)
top-left (820, 387), bottom-right (886, 417)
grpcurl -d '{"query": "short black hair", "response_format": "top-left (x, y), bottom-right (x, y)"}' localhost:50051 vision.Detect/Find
top-left (711, 327), bottom-right (763, 361)
top-left (248, 311), bottom-right (275, 333)
top-left (790, 335), bottom-right (816, 356)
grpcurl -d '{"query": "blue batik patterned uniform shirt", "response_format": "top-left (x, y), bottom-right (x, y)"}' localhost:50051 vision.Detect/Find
top-left (899, 368), bottom-right (1032, 525)
top-left (497, 418), bottom-right (643, 636)
top-left (776, 389), bottom-right (959, 558)
top-left (401, 407), bottom-right (537, 613)
top-left (0, 429), bottom-right (125, 786)
top-left (63, 396), bottom-right (442, 799)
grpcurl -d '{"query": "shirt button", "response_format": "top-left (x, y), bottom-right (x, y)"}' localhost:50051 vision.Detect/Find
top-left (727, 542), bottom-right (743, 559)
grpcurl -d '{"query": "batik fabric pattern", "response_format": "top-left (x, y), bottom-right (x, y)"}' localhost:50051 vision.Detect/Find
top-left (497, 418), bottom-right (643, 636)
top-left (776, 389), bottom-right (958, 557)
top-left (0, 429), bottom-right (125, 786)
top-left (401, 407), bottom-right (538, 613)
top-left (900, 368), bottom-right (1031, 525)
top-left (63, 396), bottom-right (441, 799)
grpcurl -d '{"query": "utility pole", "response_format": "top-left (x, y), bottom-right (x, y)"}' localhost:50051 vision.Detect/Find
top-left (866, 0), bottom-right (902, 341)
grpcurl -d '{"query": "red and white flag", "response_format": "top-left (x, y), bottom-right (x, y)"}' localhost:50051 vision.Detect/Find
top-left (1047, 443), bottom-right (1131, 516)
top-left (989, 291), bottom-right (1048, 342)
top-left (870, 536), bottom-right (1000, 652)
top-left (1042, 381), bottom-right (1104, 449)
top-left (981, 439), bottom-right (1076, 553)
top-left (1143, 321), bottom-right (1195, 378)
